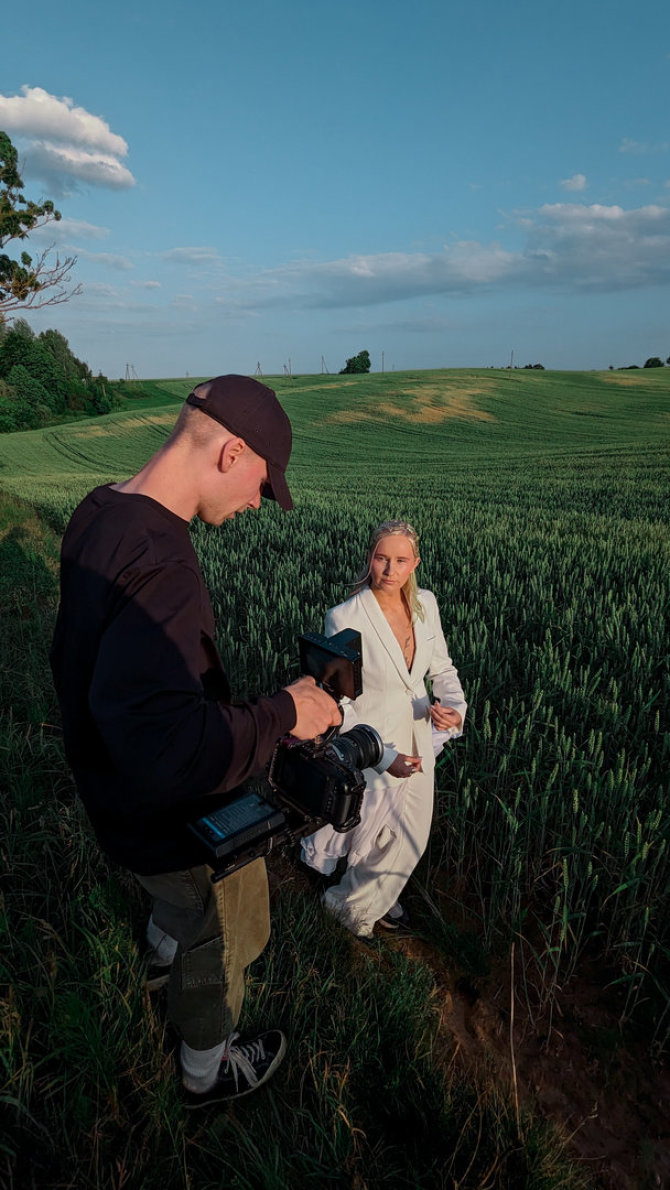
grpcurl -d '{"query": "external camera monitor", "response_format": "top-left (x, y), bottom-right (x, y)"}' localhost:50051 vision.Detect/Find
top-left (299, 629), bottom-right (363, 701)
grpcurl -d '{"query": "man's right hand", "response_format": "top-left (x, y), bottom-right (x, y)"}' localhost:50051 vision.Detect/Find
top-left (284, 676), bottom-right (341, 740)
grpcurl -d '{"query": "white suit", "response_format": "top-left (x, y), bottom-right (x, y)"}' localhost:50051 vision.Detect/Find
top-left (301, 585), bottom-right (467, 937)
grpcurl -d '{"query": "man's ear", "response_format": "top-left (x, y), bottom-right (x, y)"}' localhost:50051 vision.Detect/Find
top-left (217, 436), bottom-right (246, 473)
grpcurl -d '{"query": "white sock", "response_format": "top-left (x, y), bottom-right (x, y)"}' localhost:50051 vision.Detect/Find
top-left (146, 915), bottom-right (178, 965)
top-left (180, 1038), bottom-right (227, 1092)
top-left (386, 901), bottom-right (405, 920)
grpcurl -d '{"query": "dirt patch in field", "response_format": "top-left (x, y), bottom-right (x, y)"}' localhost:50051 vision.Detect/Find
top-left (270, 857), bottom-right (670, 1190)
top-left (399, 939), bottom-right (670, 1190)
top-left (107, 413), bottom-right (176, 431)
top-left (326, 382), bottom-right (496, 425)
top-left (600, 375), bottom-right (647, 387)
top-left (287, 380), bottom-right (358, 392)
top-left (142, 412), bottom-right (178, 425)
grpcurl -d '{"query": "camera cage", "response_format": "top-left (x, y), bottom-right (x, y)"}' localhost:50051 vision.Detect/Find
top-left (189, 628), bottom-right (380, 881)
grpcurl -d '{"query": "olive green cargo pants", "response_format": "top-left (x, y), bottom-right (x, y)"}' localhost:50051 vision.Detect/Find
top-left (134, 857), bottom-right (270, 1050)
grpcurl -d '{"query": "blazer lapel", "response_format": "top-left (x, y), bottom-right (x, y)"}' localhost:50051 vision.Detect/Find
top-left (359, 585), bottom-right (414, 688)
top-left (409, 604), bottom-right (431, 680)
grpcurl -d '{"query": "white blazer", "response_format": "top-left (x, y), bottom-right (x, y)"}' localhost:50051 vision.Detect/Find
top-left (302, 584), bottom-right (467, 882)
top-left (326, 584), bottom-right (467, 782)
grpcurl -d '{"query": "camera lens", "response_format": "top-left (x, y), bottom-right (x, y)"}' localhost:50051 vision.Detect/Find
top-left (330, 724), bottom-right (383, 772)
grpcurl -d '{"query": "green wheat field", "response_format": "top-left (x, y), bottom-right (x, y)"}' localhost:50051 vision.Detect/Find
top-left (1, 367), bottom-right (668, 1188)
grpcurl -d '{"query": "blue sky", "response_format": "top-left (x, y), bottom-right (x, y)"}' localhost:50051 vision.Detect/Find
top-left (2, 0), bottom-right (669, 378)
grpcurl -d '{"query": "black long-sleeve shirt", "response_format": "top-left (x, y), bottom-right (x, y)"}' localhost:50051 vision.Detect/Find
top-left (50, 485), bottom-right (295, 874)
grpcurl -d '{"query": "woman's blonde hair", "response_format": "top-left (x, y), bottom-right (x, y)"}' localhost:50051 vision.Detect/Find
top-left (351, 519), bottom-right (424, 620)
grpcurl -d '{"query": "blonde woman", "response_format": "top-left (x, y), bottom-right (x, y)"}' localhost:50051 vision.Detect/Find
top-left (301, 520), bottom-right (467, 939)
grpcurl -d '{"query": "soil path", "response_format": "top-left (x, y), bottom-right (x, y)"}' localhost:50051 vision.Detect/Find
top-left (394, 934), bottom-right (670, 1190)
top-left (271, 862), bottom-right (670, 1189)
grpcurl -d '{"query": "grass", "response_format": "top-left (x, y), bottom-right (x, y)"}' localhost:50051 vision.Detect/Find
top-left (1, 365), bottom-right (669, 1186)
top-left (0, 525), bottom-right (586, 1185)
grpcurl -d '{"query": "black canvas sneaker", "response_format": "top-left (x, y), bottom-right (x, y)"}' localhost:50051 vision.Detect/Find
top-left (183, 1030), bottom-right (287, 1107)
top-left (378, 905), bottom-right (412, 932)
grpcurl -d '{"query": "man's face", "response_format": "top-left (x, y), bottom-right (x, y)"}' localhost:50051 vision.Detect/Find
top-left (229, 446), bottom-right (269, 517)
top-left (198, 443), bottom-right (269, 525)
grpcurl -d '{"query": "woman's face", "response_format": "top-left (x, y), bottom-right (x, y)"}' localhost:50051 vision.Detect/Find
top-left (369, 534), bottom-right (419, 595)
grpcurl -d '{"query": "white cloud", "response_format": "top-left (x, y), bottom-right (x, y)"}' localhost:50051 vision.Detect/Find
top-left (76, 249), bottom-right (134, 270)
top-left (0, 85), bottom-right (127, 154)
top-left (560, 173), bottom-right (587, 191)
top-left (208, 201), bottom-right (670, 312)
top-left (30, 217), bottom-right (110, 243)
top-left (72, 282), bottom-right (151, 314)
top-left (161, 247), bottom-right (221, 264)
top-left (619, 137), bottom-right (670, 154)
top-left (520, 202), bottom-right (670, 290)
top-left (24, 143), bottom-right (134, 191)
top-left (131, 280), bottom-right (162, 289)
top-left (0, 85), bottom-right (134, 191)
top-left (81, 282), bottom-right (119, 301)
top-left (248, 242), bottom-right (520, 311)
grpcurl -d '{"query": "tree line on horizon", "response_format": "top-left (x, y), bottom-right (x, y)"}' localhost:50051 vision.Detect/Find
top-left (0, 318), bottom-right (114, 433)
top-left (615, 356), bottom-right (670, 370)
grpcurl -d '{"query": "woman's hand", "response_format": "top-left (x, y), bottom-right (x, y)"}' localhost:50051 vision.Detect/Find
top-left (430, 701), bottom-right (463, 732)
top-left (387, 752), bottom-right (422, 778)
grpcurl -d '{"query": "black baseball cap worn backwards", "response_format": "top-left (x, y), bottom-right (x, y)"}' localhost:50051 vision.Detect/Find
top-left (185, 374), bottom-right (293, 510)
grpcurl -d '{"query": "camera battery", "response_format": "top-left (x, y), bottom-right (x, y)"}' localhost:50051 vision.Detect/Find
top-left (190, 792), bottom-right (285, 861)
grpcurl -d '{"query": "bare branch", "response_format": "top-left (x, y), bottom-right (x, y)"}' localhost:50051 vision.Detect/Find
top-left (0, 244), bottom-right (82, 314)
top-left (1, 130), bottom-right (80, 315)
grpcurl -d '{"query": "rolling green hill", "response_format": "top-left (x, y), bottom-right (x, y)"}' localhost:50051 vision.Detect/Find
top-left (1, 366), bottom-right (668, 511)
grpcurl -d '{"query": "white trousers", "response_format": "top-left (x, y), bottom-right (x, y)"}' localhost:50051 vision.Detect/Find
top-left (301, 768), bottom-right (434, 938)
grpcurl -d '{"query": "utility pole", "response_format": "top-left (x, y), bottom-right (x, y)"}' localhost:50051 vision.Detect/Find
top-left (255, 362), bottom-right (263, 377)
top-left (381, 351), bottom-right (385, 374)
top-left (321, 355), bottom-right (329, 374)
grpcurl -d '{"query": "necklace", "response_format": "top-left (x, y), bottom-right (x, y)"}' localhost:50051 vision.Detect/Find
top-left (373, 589), bottom-right (415, 667)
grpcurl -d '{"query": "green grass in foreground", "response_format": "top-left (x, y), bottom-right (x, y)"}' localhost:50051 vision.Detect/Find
top-left (0, 504), bottom-right (588, 1190)
top-left (2, 365), bottom-right (669, 1187)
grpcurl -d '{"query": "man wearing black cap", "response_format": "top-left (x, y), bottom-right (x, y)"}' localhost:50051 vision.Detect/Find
top-left (50, 375), bottom-right (340, 1107)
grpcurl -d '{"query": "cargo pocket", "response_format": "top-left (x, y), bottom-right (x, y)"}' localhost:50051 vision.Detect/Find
top-left (180, 936), bottom-right (224, 990)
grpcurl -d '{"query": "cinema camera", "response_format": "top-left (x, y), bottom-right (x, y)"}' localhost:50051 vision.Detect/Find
top-left (189, 629), bottom-right (383, 881)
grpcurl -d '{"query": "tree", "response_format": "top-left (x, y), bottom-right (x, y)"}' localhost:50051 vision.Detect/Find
top-left (339, 350), bottom-right (371, 375)
top-left (0, 323), bottom-right (66, 412)
top-left (643, 357), bottom-right (664, 368)
top-left (0, 130), bottom-right (81, 316)
top-left (0, 320), bottom-right (113, 431)
top-left (4, 365), bottom-right (49, 428)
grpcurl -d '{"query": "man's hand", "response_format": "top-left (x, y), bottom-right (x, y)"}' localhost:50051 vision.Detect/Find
top-left (387, 753), bottom-right (422, 778)
top-left (430, 701), bottom-right (463, 732)
top-left (284, 676), bottom-right (341, 740)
